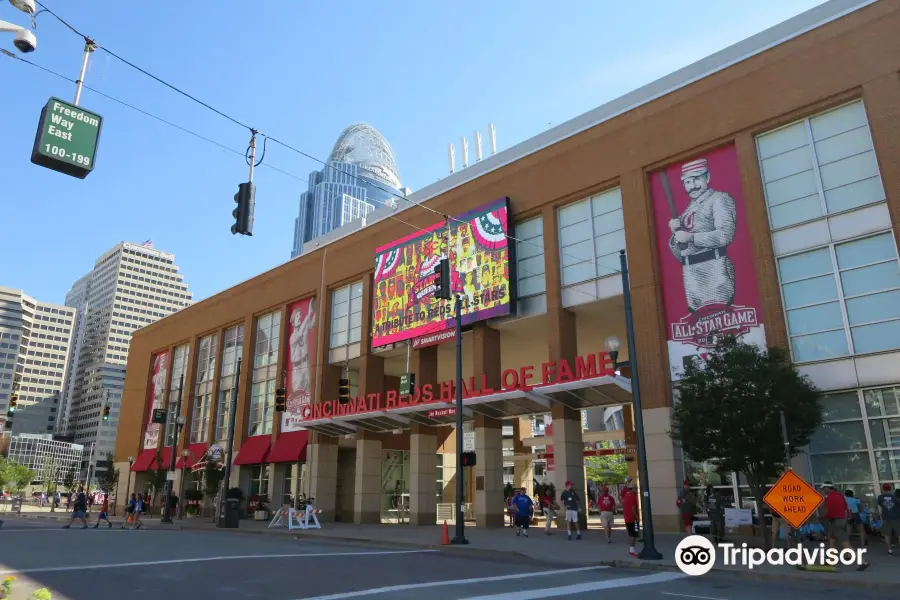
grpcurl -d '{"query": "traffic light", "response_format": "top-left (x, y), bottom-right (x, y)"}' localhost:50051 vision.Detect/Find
top-left (7, 393), bottom-right (17, 416)
top-left (231, 182), bottom-right (255, 236)
top-left (433, 257), bottom-right (451, 300)
top-left (275, 388), bottom-right (287, 412)
top-left (461, 451), bottom-right (477, 467)
top-left (102, 405), bottom-right (111, 421)
top-left (338, 378), bottom-right (351, 404)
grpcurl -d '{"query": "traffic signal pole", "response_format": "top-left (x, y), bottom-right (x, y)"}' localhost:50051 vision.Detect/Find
top-left (162, 373), bottom-right (185, 524)
top-left (451, 292), bottom-right (468, 545)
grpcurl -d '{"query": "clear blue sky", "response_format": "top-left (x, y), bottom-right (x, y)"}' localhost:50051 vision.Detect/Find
top-left (2, 0), bottom-right (826, 304)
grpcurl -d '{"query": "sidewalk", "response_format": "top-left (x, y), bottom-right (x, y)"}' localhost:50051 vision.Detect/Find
top-left (6, 510), bottom-right (896, 589)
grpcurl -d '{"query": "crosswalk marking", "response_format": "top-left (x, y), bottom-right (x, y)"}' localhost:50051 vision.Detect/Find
top-left (461, 571), bottom-right (688, 599)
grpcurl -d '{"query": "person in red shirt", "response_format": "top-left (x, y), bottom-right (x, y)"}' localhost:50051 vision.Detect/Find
top-left (622, 481), bottom-right (639, 557)
top-left (93, 495), bottom-right (112, 528)
top-left (821, 481), bottom-right (869, 571)
top-left (597, 486), bottom-right (617, 544)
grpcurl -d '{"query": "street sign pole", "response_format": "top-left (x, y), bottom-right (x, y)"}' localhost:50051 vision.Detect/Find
top-left (450, 293), bottom-right (468, 545)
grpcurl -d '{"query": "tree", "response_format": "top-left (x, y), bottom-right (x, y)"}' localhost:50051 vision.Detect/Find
top-left (62, 468), bottom-right (77, 498)
top-left (1, 459), bottom-right (36, 496)
top-left (0, 458), bottom-right (9, 492)
top-left (145, 451), bottom-right (169, 512)
top-left (96, 452), bottom-right (120, 496)
top-left (670, 336), bottom-right (823, 549)
top-left (585, 441), bottom-right (629, 484)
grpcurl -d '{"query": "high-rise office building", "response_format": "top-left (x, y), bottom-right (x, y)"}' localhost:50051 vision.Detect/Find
top-left (61, 241), bottom-right (192, 477)
top-left (0, 286), bottom-right (76, 435)
top-left (292, 123), bottom-right (411, 257)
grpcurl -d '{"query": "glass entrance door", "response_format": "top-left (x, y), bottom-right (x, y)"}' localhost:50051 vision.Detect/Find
top-left (381, 450), bottom-right (409, 523)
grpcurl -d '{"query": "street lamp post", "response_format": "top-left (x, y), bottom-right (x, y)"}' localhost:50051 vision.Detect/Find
top-left (123, 455), bottom-right (134, 517)
top-left (603, 249), bottom-right (663, 560)
top-left (162, 373), bottom-right (185, 524)
top-left (179, 449), bottom-right (190, 520)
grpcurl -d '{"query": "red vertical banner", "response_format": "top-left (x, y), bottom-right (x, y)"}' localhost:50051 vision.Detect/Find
top-left (648, 144), bottom-right (767, 381)
top-left (143, 350), bottom-right (170, 449)
top-left (283, 297), bottom-right (317, 432)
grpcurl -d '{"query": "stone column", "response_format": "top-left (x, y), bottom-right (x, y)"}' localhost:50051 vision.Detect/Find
top-left (551, 404), bottom-right (587, 527)
top-left (622, 405), bottom-right (639, 482)
top-left (410, 345), bottom-right (439, 525)
top-left (472, 323), bottom-right (504, 528)
top-left (307, 432), bottom-right (338, 520)
top-left (513, 418), bottom-right (533, 496)
top-left (354, 351), bottom-right (385, 524)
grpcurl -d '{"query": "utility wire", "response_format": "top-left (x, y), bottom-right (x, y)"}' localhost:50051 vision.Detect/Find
top-left (30, 2), bottom-right (625, 280)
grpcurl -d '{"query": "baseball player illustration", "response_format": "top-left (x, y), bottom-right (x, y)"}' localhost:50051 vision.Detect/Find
top-left (665, 158), bottom-right (737, 312)
top-left (289, 299), bottom-right (316, 402)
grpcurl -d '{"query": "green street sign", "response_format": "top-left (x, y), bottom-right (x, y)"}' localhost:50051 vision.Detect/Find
top-left (399, 372), bottom-right (415, 396)
top-left (30, 97), bottom-right (103, 179)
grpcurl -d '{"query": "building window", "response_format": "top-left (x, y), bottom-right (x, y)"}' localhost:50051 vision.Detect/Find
top-left (515, 216), bottom-right (545, 298)
top-left (216, 324), bottom-right (244, 442)
top-left (330, 282), bottom-right (363, 348)
top-left (249, 311), bottom-right (281, 437)
top-left (190, 334), bottom-right (217, 444)
top-left (777, 232), bottom-right (900, 362)
top-left (165, 343), bottom-right (189, 446)
top-left (557, 187), bottom-right (624, 287)
top-left (757, 101), bottom-right (885, 230)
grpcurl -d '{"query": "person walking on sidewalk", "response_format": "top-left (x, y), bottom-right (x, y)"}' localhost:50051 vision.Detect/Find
top-left (822, 481), bottom-right (869, 571)
top-left (62, 486), bottom-right (88, 529)
top-left (560, 480), bottom-right (582, 541)
top-left (93, 495), bottom-right (112, 528)
top-left (677, 480), bottom-right (697, 536)
top-left (845, 489), bottom-right (866, 547)
top-left (122, 493), bottom-right (136, 529)
top-left (705, 485), bottom-right (725, 543)
top-left (876, 483), bottom-right (899, 555)
top-left (539, 488), bottom-right (558, 535)
top-left (597, 486), bottom-right (616, 544)
top-left (132, 493), bottom-right (145, 530)
top-left (622, 480), bottom-right (639, 557)
top-left (512, 487), bottom-right (533, 537)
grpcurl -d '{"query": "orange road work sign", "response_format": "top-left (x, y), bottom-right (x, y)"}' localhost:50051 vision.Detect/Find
top-left (763, 470), bottom-right (823, 529)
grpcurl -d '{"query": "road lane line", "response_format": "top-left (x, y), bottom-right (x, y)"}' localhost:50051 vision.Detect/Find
top-left (461, 572), bottom-right (688, 599)
top-left (661, 593), bottom-right (729, 600)
top-left (0, 550), bottom-right (435, 575)
top-left (294, 566), bottom-right (609, 600)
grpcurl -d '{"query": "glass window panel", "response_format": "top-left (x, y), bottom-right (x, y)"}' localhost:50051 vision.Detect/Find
top-left (516, 217), bottom-right (542, 239)
top-left (782, 274), bottom-right (838, 308)
top-left (594, 229), bottom-right (625, 258)
top-left (760, 146), bottom-right (814, 183)
top-left (845, 290), bottom-right (900, 325)
top-left (814, 126), bottom-right (873, 165)
top-left (791, 329), bottom-right (849, 362)
top-left (562, 262), bottom-right (596, 287)
top-left (786, 302), bottom-right (843, 335)
top-left (349, 311), bottom-right (362, 331)
top-left (868, 417), bottom-right (900, 450)
top-left (516, 236), bottom-right (543, 260)
top-left (560, 240), bottom-right (593, 268)
top-left (591, 188), bottom-right (622, 216)
top-left (333, 286), bottom-right (350, 305)
top-left (778, 248), bottom-right (833, 283)
top-left (350, 295), bottom-right (363, 315)
top-left (840, 261), bottom-right (900, 297)
top-left (823, 177), bottom-right (885, 214)
top-left (757, 122), bottom-right (808, 160)
top-left (595, 252), bottom-right (620, 278)
top-left (592, 208), bottom-right (623, 236)
top-left (349, 327), bottom-right (361, 344)
top-left (517, 275), bottom-right (545, 298)
top-left (558, 200), bottom-right (590, 228)
top-left (351, 282), bottom-right (363, 299)
top-left (332, 301), bottom-right (349, 319)
top-left (820, 392), bottom-right (862, 421)
top-left (818, 152), bottom-right (880, 191)
top-left (851, 320), bottom-right (900, 354)
top-left (863, 387), bottom-right (900, 418)
top-left (769, 195), bottom-right (823, 229)
top-left (331, 330), bottom-right (348, 347)
top-left (517, 256), bottom-right (544, 279)
top-left (809, 102), bottom-right (867, 141)
top-left (810, 451), bottom-right (873, 483)
top-left (809, 421), bottom-right (869, 453)
top-left (764, 170), bottom-right (818, 207)
top-left (835, 233), bottom-right (896, 270)
top-left (874, 449), bottom-right (900, 481)
top-left (332, 315), bottom-right (348, 334)
top-left (559, 221), bottom-right (592, 247)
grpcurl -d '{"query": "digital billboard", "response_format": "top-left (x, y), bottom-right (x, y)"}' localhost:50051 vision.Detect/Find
top-left (371, 197), bottom-right (513, 347)
top-left (283, 296), bottom-right (317, 432)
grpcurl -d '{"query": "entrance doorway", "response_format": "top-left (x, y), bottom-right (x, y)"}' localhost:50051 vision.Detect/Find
top-left (381, 450), bottom-right (409, 523)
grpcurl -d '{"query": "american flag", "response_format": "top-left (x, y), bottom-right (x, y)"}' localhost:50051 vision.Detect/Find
top-left (141, 240), bottom-right (153, 248)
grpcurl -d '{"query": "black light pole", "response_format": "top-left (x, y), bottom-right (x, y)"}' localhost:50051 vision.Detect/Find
top-left (605, 249), bottom-right (662, 560)
top-left (219, 357), bottom-right (241, 528)
top-left (178, 449), bottom-right (189, 520)
top-left (122, 456), bottom-right (134, 517)
top-left (450, 294), bottom-right (468, 545)
top-left (162, 373), bottom-right (185, 524)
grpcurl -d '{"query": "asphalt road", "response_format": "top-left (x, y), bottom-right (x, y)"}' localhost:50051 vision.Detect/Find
top-left (0, 517), bottom-right (892, 600)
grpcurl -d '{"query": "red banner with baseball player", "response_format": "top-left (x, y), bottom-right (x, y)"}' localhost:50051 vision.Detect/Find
top-left (143, 350), bottom-right (170, 449)
top-left (283, 297), bottom-right (317, 432)
top-left (649, 144), bottom-right (766, 380)
top-left (371, 197), bottom-right (514, 347)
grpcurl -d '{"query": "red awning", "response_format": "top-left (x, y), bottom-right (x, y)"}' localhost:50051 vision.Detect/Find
top-left (267, 431), bottom-right (308, 463)
top-left (131, 449), bottom-right (156, 472)
top-left (232, 435), bottom-right (271, 465)
top-left (176, 443), bottom-right (208, 468)
top-left (151, 447), bottom-right (174, 471)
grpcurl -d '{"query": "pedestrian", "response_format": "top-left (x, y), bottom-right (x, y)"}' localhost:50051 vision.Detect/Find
top-left (705, 485), bottom-right (725, 543)
top-left (62, 486), bottom-right (88, 529)
top-left (597, 485), bottom-right (617, 544)
top-left (132, 493), bottom-right (145, 530)
top-left (121, 493), bottom-right (136, 529)
top-left (845, 489), bottom-right (866, 547)
top-left (560, 480), bottom-right (582, 541)
top-left (93, 495), bottom-right (112, 529)
top-left (876, 483), bottom-right (899, 555)
top-left (622, 480), bottom-right (640, 558)
top-left (511, 487), bottom-right (533, 538)
top-left (677, 479), bottom-right (697, 535)
top-left (821, 481), bottom-right (869, 571)
top-left (539, 488), bottom-right (558, 535)
top-left (506, 494), bottom-right (516, 528)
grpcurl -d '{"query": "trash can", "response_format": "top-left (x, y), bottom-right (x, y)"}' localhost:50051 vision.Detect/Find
top-left (222, 498), bottom-right (240, 529)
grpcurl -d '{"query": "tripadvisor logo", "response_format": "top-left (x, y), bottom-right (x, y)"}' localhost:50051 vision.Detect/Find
top-left (675, 535), bottom-right (867, 576)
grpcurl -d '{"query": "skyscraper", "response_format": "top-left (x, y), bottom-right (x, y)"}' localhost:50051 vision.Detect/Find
top-left (292, 123), bottom-right (410, 257)
top-left (61, 241), bottom-right (192, 477)
top-left (0, 286), bottom-right (76, 435)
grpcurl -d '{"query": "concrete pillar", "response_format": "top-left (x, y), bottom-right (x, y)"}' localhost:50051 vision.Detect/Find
top-left (622, 405), bottom-right (639, 482)
top-left (354, 433), bottom-right (383, 524)
top-left (474, 415), bottom-right (504, 527)
top-left (307, 432), bottom-right (338, 521)
top-left (644, 406), bottom-right (683, 533)
top-left (513, 418), bottom-right (533, 496)
top-left (551, 403), bottom-right (587, 528)
top-left (410, 424), bottom-right (437, 525)
top-left (442, 453), bottom-right (457, 503)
